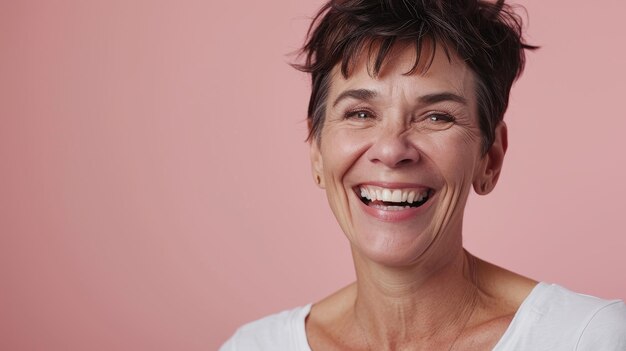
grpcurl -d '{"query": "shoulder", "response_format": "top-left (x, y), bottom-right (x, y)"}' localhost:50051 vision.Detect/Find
top-left (576, 299), bottom-right (626, 350)
top-left (536, 284), bottom-right (626, 327)
top-left (496, 282), bottom-right (626, 350)
top-left (219, 304), bottom-right (312, 351)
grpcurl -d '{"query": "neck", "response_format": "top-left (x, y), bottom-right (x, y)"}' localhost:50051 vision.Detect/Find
top-left (351, 245), bottom-right (479, 350)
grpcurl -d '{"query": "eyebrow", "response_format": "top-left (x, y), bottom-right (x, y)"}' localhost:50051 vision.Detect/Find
top-left (418, 92), bottom-right (467, 105)
top-left (332, 89), bottom-right (467, 108)
top-left (332, 89), bottom-right (377, 107)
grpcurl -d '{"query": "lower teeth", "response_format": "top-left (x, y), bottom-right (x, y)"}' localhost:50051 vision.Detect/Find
top-left (370, 204), bottom-right (412, 211)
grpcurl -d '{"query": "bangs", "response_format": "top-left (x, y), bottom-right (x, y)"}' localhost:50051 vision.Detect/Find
top-left (339, 36), bottom-right (456, 79)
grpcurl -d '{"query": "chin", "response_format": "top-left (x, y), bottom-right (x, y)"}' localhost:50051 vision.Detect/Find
top-left (351, 229), bottom-right (435, 268)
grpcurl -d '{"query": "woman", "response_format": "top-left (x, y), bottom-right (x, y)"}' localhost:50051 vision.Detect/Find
top-left (221, 0), bottom-right (626, 349)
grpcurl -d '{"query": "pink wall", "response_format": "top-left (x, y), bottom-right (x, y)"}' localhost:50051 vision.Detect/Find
top-left (1, 1), bottom-right (625, 350)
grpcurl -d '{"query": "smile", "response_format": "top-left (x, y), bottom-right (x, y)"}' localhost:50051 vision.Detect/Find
top-left (355, 185), bottom-right (433, 211)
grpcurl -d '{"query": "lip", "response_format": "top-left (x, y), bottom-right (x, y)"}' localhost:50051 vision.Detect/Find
top-left (353, 182), bottom-right (435, 222)
top-left (356, 181), bottom-right (431, 191)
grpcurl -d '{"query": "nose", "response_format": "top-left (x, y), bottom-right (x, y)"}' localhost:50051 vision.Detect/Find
top-left (366, 124), bottom-right (420, 168)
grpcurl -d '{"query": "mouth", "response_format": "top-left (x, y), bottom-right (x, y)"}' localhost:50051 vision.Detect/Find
top-left (354, 184), bottom-right (433, 211)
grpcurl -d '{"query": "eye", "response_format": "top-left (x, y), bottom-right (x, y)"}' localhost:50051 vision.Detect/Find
top-left (345, 109), bottom-right (375, 120)
top-left (413, 112), bottom-right (456, 131)
top-left (428, 113), bottom-right (455, 123)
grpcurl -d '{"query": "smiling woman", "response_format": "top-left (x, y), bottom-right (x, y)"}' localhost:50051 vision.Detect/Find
top-left (311, 43), bottom-right (489, 267)
top-left (219, 0), bottom-right (626, 350)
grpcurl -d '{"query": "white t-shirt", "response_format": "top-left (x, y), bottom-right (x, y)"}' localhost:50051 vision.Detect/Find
top-left (219, 282), bottom-right (626, 350)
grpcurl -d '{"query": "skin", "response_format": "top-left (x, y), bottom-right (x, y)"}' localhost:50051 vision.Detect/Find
top-left (306, 42), bottom-right (538, 351)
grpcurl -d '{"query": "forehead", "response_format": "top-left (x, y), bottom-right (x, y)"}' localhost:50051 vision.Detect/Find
top-left (328, 41), bottom-right (476, 103)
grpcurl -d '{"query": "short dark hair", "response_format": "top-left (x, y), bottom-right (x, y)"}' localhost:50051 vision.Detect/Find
top-left (293, 0), bottom-right (537, 153)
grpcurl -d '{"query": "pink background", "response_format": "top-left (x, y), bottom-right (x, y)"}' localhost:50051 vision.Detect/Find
top-left (1, 1), bottom-right (625, 350)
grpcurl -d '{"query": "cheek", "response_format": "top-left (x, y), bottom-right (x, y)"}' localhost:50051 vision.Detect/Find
top-left (421, 133), bottom-right (480, 183)
top-left (319, 129), bottom-right (372, 231)
top-left (320, 129), bottom-right (371, 179)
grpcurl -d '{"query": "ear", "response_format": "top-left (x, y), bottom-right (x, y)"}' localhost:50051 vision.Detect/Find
top-left (473, 121), bottom-right (508, 195)
top-left (310, 139), bottom-right (325, 188)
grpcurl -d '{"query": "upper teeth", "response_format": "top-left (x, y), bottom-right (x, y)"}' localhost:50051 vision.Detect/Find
top-left (359, 185), bottom-right (429, 204)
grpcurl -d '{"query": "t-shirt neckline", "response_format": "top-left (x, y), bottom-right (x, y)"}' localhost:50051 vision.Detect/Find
top-left (295, 282), bottom-right (547, 351)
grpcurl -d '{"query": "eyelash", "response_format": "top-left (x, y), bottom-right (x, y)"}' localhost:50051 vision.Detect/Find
top-left (425, 113), bottom-right (456, 123)
top-left (344, 109), bottom-right (375, 120)
top-left (344, 109), bottom-right (456, 124)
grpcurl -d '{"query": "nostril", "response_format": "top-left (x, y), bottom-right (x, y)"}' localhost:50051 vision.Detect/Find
top-left (397, 158), bottom-right (414, 166)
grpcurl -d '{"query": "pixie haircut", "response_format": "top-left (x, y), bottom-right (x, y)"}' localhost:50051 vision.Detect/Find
top-left (294, 0), bottom-right (536, 153)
